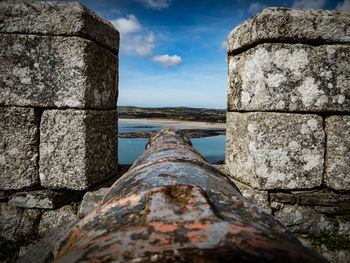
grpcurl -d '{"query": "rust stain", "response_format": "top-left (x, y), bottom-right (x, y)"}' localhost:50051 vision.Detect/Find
top-left (150, 222), bottom-right (177, 232)
top-left (187, 230), bottom-right (208, 243)
top-left (184, 221), bottom-right (210, 231)
top-left (119, 194), bottom-right (141, 206)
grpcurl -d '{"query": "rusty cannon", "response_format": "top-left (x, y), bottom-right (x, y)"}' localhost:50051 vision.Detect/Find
top-left (21, 129), bottom-right (326, 262)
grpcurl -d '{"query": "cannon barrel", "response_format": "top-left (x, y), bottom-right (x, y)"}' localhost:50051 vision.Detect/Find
top-left (45, 129), bottom-right (325, 262)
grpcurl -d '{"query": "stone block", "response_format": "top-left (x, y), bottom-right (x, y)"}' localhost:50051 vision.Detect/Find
top-left (0, 34), bottom-right (118, 109)
top-left (38, 205), bottom-right (77, 237)
top-left (297, 191), bottom-right (350, 207)
top-left (8, 190), bottom-right (80, 209)
top-left (0, 0), bottom-right (119, 54)
top-left (325, 116), bottom-right (350, 191)
top-left (39, 109), bottom-right (118, 190)
top-left (339, 221), bottom-right (350, 238)
top-left (0, 203), bottom-right (41, 241)
top-left (319, 245), bottom-right (350, 263)
top-left (0, 107), bottom-right (39, 190)
top-left (227, 7), bottom-right (350, 54)
top-left (228, 43), bottom-right (350, 112)
top-left (226, 112), bottom-right (324, 190)
top-left (274, 205), bottom-right (334, 236)
top-left (230, 179), bottom-right (271, 213)
top-left (78, 187), bottom-right (109, 219)
top-left (270, 193), bottom-right (297, 205)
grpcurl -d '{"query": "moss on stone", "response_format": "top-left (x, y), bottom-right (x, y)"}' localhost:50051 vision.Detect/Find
top-left (0, 228), bottom-right (41, 263)
top-left (70, 201), bottom-right (80, 215)
top-left (310, 232), bottom-right (350, 251)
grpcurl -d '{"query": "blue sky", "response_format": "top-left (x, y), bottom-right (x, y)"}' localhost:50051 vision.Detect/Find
top-left (57, 0), bottom-right (349, 108)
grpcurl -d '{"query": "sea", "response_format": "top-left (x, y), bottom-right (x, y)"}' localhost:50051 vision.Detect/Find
top-left (118, 120), bottom-right (226, 164)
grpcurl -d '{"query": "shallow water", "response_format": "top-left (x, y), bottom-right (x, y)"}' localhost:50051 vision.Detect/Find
top-left (118, 121), bottom-right (226, 164)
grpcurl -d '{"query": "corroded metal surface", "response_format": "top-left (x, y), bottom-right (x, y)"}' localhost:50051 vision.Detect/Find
top-left (51, 129), bottom-right (326, 262)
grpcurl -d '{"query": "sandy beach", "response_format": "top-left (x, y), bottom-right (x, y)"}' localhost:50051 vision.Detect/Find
top-left (119, 118), bottom-right (226, 128)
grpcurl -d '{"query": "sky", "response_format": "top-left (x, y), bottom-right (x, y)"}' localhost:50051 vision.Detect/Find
top-left (46, 0), bottom-right (349, 108)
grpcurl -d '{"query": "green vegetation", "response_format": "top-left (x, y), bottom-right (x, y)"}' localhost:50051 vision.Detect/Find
top-left (310, 232), bottom-right (350, 251)
top-left (296, 216), bottom-right (350, 252)
top-left (0, 229), bottom-right (41, 263)
top-left (70, 201), bottom-right (80, 215)
top-left (118, 106), bottom-right (226, 123)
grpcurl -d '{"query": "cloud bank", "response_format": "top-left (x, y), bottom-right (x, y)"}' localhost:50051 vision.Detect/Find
top-left (111, 15), bottom-right (182, 67)
top-left (248, 2), bottom-right (267, 14)
top-left (292, 0), bottom-right (326, 9)
top-left (134, 0), bottom-right (172, 10)
top-left (152, 55), bottom-right (182, 67)
top-left (112, 14), bottom-right (141, 35)
top-left (336, 0), bottom-right (350, 10)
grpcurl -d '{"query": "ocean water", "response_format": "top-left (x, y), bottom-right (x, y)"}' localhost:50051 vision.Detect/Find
top-left (118, 121), bottom-right (226, 164)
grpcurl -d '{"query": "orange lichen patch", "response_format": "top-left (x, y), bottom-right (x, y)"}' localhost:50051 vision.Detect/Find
top-left (101, 200), bottom-right (118, 212)
top-left (87, 259), bottom-right (101, 263)
top-left (150, 222), bottom-right (177, 232)
top-left (187, 231), bottom-right (208, 243)
top-left (95, 235), bottom-right (111, 243)
top-left (119, 194), bottom-right (141, 206)
top-left (184, 221), bottom-right (210, 231)
top-left (146, 233), bottom-right (172, 251)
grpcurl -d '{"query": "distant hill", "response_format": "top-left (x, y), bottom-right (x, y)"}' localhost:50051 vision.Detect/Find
top-left (118, 106), bottom-right (226, 123)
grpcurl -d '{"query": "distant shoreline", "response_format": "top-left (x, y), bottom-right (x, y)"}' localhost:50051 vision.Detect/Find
top-left (119, 118), bottom-right (226, 128)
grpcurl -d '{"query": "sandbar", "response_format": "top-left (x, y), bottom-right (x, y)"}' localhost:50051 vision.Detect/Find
top-left (119, 118), bottom-right (226, 128)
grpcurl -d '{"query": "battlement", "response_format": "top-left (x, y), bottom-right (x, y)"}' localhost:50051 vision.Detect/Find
top-left (226, 7), bottom-right (350, 262)
top-left (0, 2), bottom-right (349, 262)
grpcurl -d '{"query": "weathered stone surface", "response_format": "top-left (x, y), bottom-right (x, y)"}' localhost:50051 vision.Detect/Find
top-left (298, 191), bottom-right (350, 207)
top-left (0, 203), bottom-right (41, 241)
top-left (325, 116), bottom-right (350, 191)
top-left (339, 221), bottom-right (350, 238)
top-left (0, 107), bottom-right (39, 190)
top-left (230, 179), bottom-right (271, 213)
top-left (0, 34), bottom-right (117, 109)
top-left (319, 245), bottom-right (350, 263)
top-left (17, 219), bottom-right (77, 263)
top-left (226, 112), bottom-right (324, 190)
top-left (38, 205), bottom-right (77, 237)
top-left (8, 190), bottom-right (79, 209)
top-left (78, 187), bottom-right (109, 219)
top-left (39, 109), bottom-right (118, 190)
top-left (313, 206), bottom-right (350, 215)
top-left (227, 7), bottom-right (350, 54)
top-left (228, 43), bottom-right (350, 112)
top-left (0, 1), bottom-right (119, 54)
top-left (271, 191), bottom-right (350, 215)
top-left (270, 192), bottom-right (297, 205)
top-left (275, 205), bottom-right (334, 236)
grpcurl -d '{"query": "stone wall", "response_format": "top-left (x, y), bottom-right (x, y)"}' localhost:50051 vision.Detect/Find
top-left (226, 8), bottom-right (350, 263)
top-left (0, 0), bottom-right (119, 249)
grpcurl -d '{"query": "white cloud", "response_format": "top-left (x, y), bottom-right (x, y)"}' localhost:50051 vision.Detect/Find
top-left (221, 40), bottom-right (227, 50)
top-left (111, 15), bottom-right (141, 35)
top-left (134, 0), bottom-right (172, 10)
top-left (336, 0), bottom-right (350, 10)
top-left (123, 32), bottom-right (156, 57)
top-left (152, 54), bottom-right (182, 67)
top-left (111, 14), bottom-right (182, 67)
top-left (248, 2), bottom-right (267, 14)
top-left (292, 0), bottom-right (326, 9)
